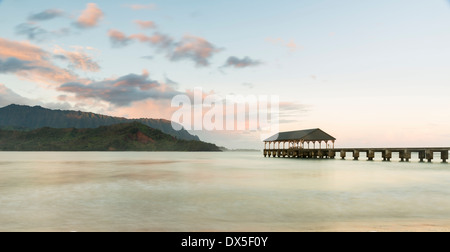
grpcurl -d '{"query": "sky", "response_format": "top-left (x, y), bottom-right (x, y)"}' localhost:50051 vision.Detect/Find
top-left (1, 0), bottom-right (450, 149)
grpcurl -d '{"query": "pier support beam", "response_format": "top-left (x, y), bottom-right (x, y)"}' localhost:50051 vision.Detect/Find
top-left (382, 150), bottom-right (392, 161)
top-left (263, 147), bottom-right (450, 163)
top-left (404, 151), bottom-right (411, 162)
top-left (318, 150), bottom-right (324, 159)
top-left (399, 151), bottom-right (406, 162)
top-left (419, 151), bottom-right (425, 162)
top-left (442, 151), bottom-right (448, 163)
top-left (426, 150), bottom-right (433, 163)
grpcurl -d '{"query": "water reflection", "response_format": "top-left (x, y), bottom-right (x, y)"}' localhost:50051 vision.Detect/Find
top-left (0, 152), bottom-right (449, 231)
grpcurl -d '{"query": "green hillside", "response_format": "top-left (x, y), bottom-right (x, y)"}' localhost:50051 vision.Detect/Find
top-left (0, 122), bottom-right (221, 151)
top-left (0, 104), bottom-right (200, 141)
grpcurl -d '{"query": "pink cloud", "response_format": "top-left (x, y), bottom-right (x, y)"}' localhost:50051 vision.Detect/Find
top-left (0, 37), bottom-right (48, 61)
top-left (286, 40), bottom-right (298, 52)
top-left (111, 99), bottom-right (177, 120)
top-left (266, 37), bottom-right (301, 52)
top-left (76, 3), bottom-right (104, 28)
top-left (126, 4), bottom-right (157, 10)
top-left (171, 35), bottom-right (223, 67)
top-left (134, 20), bottom-right (156, 29)
top-left (54, 46), bottom-right (100, 72)
top-left (127, 33), bottom-right (149, 42)
top-left (0, 37), bottom-right (78, 85)
top-left (108, 29), bottom-right (174, 48)
top-left (129, 32), bottom-right (174, 48)
top-left (107, 29), bottom-right (221, 67)
top-left (108, 29), bottom-right (132, 47)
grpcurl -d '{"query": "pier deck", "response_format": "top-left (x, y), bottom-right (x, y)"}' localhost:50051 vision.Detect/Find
top-left (263, 148), bottom-right (450, 163)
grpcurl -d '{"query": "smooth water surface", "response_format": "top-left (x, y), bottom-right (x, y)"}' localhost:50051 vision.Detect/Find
top-left (1, 152), bottom-right (450, 231)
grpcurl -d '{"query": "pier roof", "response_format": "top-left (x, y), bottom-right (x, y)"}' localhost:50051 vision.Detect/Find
top-left (264, 128), bottom-right (336, 142)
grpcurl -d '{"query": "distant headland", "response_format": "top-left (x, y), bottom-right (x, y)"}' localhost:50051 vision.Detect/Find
top-left (0, 104), bottom-right (220, 152)
top-left (0, 104), bottom-right (198, 141)
top-left (0, 122), bottom-right (221, 151)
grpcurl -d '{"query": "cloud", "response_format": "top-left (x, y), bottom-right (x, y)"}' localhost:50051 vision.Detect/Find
top-left (75, 3), bottom-right (104, 28)
top-left (171, 35), bottom-right (223, 67)
top-left (134, 20), bottom-right (156, 29)
top-left (0, 84), bottom-right (37, 107)
top-left (129, 32), bottom-right (174, 49)
top-left (28, 9), bottom-right (64, 22)
top-left (0, 84), bottom-right (74, 110)
top-left (0, 37), bottom-right (48, 61)
top-left (110, 99), bottom-right (179, 121)
top-left (125, 4), bottom-right (157, 10)
top-left (0, 37), bottom-right (78, 85)
top-left (223, 56), bottom-right (262, 68)
top-left (15, 23), bottom-right (71, 42)
top-left (108, 30), bottom-right (221, 67)
top-left (109, 30), bottom-right (177, 52)
top-left (15, 8), bottom-right (70, 42)
top-left (53, 27), bottom-right (71, 37)
top-left (164, 75), bottom-right (179, 88)
top-left (58, 71), bottom-right (182, 107)
top-left (53, 47), bottom-right (100, 72)
top-left (0, 58), bottom-right (43, 73)
top-left (278, 101), bottom-right (309, 124)
top-left (266, 37), bottom-right (300, 52)
top-left (286, 40), bottom-right (298, 52)
top-left (15, 23), bottom-right (48, 42)
top-left (108, 29), bottom-right (133, 47)
top-left (53, 54), bottom-right (68, 60)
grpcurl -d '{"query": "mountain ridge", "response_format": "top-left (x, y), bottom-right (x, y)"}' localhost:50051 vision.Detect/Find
top-left (0, 121), bottom-right (220, 151)
top-left (0, 104), bottom-right (199, 141)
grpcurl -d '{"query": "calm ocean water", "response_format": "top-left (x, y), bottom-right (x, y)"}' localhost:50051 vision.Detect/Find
top-left (0, 151), bottom-right (450, 232)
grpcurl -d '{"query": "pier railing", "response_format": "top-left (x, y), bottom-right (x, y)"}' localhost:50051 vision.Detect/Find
top-left (263, 148), bottom-right (450, 163)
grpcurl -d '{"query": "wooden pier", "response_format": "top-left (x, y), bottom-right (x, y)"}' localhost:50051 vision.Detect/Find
top-left (263, 148), bottom-right (450, 163)
top-left (263, 128), bottom-right (450, 163)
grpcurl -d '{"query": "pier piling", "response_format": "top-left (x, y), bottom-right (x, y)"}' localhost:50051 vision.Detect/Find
top-left (264, 146), bottom-right (449, 164)
top-left (442, 151), bottom-right (448, 163)
top-left (419, 151), bottom-right (425, 162)
top-left (382, 150), bottom-right (392, 161)
top-left (399, 151), bottom-right (404, 162)
top-left (426, 150), bottom-right (433, 163)
top-left (404, 151), bottom-right (411, 162)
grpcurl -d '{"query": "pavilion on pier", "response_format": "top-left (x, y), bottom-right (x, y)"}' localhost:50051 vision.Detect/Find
top-left (264, 128), bottom-right (336, 150)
